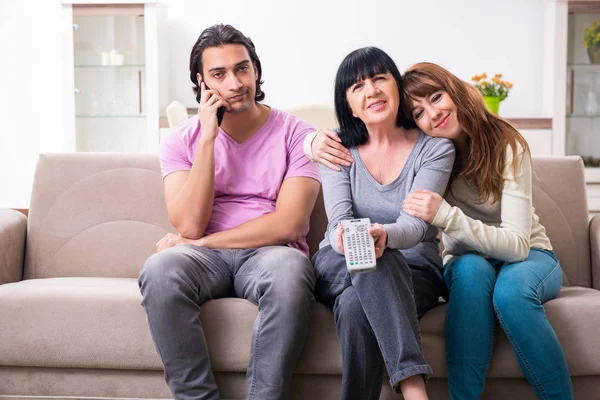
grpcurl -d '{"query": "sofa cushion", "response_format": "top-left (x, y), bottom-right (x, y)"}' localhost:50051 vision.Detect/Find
top-left (0, 277), bottom-right (340, 374)
top-left (0, 278), bottom-right (160, 370)
top-left (1, 278), bottom-right (599, 379)
top-left (419, 286), bottom-right (600, 378)
top-left (25, 155), bottom-right (593, 290)
top-left (530, 157), bottom-right (591, 287)
top-left (25, 154), bottom-right (175, 279)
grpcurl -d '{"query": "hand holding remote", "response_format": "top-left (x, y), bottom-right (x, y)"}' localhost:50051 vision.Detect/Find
top-left (336, 223), bottom-right (345, 255)
top-left (368, 223), bottom-right (387, 259)
top-left (340, 218), bottom-right (377, 273)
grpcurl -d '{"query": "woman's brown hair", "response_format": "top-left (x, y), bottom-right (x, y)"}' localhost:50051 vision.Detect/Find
top-left (401, 62), bottom-right (530, 204)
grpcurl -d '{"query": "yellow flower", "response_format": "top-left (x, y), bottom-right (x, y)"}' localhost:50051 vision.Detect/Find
top-left (584, 20), bottom-right (600, 48)
top-left (471, 72), bottom-right (512, 102)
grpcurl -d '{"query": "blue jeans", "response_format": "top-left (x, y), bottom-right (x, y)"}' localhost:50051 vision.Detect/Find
top-left (139, 245), bottom-right (315, 400)
top-left (444, 249), bottom-right (574, 400)
top-left (312, 246), bottom-right (443, 400)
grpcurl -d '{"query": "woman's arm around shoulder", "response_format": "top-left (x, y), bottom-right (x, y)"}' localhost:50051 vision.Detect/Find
top-left (303, 129), bottom-right (354, 171)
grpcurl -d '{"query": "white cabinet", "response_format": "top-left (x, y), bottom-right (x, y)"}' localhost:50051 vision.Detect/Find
top-left (61, 1), bottom-right (168, 153)
top-left (550, 1), bottom-right (600, 163)
top-left (548, 1), bottom-right (600, 213)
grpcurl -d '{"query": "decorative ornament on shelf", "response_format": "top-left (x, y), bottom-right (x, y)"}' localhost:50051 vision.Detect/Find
top-left (471, 73), bottom-right (513, 115)
top-left (584, 20), bottom-right (600, 64)
top-left (583, 83), bottom-right (598, 116)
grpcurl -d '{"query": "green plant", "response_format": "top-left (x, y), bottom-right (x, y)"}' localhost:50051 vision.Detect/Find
top-left (471, 73), bottom-right (513, 102)
top-left (584, 20), bottom-right (600, 48)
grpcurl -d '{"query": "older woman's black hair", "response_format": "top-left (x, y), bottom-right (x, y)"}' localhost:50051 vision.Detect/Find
top-left (189, 24), bottom-right (265, 102)
top-left (334, 47), bottom-right (415, 148)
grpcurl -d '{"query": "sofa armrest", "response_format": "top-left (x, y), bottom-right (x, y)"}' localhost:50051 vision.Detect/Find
top-left (590, 214), bottom-right (600, 290)
top-left (0, 209), bottom-right (26, 284)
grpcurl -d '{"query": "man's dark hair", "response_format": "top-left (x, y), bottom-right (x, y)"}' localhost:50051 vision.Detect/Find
top-left (334, 47), bottom-right (415, 148)
top-left (189, 24), bottom-right (265, 102)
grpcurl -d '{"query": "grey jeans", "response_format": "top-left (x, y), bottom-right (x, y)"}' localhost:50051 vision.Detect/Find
top-left (312, 246), bottom-right (442, 400)
top-left (138, 244), bottom-right (316, 400)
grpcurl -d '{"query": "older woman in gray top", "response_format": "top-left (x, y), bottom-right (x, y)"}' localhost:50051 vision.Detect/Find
top-left (308, 47), bottom-right (454, 400)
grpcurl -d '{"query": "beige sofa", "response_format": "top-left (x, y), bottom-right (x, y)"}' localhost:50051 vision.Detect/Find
top-left (1, 153), bottom-right (600, 400)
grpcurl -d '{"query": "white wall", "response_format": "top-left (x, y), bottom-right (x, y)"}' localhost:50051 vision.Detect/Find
top-left (1, 0), bottom-right (550, 208)
top-left (0, 0), bottom-right (65, 208)
top-left (166, 0), bottom-right (548, 115)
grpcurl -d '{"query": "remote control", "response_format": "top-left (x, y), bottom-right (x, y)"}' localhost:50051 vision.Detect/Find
top-left (341, 218), bottom-right (377, 273)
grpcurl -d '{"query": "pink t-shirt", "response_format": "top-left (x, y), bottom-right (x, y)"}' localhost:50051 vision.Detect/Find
top-left (160, 107), bottom-right (321, 256)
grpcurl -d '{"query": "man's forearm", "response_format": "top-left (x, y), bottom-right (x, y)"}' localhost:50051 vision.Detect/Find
top-left (192, 211), bottom-right (305, 249)
top-left (168, 138), bottom-right (216, 238)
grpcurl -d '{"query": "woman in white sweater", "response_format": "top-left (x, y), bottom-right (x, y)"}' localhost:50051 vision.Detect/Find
top-left (305, 62), bottom-right (573, 400)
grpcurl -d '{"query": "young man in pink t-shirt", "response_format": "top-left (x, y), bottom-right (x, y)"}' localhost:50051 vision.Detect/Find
top-left (138, 24), bottom-right (321, 400)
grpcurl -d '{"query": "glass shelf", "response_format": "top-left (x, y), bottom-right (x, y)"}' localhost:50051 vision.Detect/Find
top-left (568, 64), bottom-right (600, 70)
top-left (73, 11), bottom-right (147, 153)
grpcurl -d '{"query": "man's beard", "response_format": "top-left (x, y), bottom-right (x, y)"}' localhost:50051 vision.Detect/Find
top-left (227, 99), bottom-right (252, 114)
top-left (225, 89), bottom-right (255, 114)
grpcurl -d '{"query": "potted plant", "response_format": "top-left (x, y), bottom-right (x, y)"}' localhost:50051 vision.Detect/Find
top-left (471, 73), bottom-right (513, 114)
top-left (584, 20), bottom-right (600, 64)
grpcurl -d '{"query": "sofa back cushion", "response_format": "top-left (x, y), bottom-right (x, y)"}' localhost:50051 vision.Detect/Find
top-left (528, 156), bottom-right (591, 287)
top-left (25, 153), bottom-right (591, 287)
top-left (24, 153), bottom-right (175, 279)
top-left (306, 156), bottom-right (592, 287)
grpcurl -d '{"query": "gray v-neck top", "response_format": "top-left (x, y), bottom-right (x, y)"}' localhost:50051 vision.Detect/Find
top-left (319, 131), bottom-right (455, 268)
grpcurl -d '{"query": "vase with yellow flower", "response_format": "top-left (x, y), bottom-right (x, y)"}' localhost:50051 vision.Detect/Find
top-left (584, 20), bottom-right (600, 64)
top-left (471, 73), bottom-right (513, 114)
